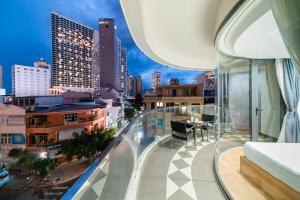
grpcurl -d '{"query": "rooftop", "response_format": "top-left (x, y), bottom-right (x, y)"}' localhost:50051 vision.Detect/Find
top-left (29, 104), bottom-right (105, 113)
top-left (156, 84), bottom-right (202, 88)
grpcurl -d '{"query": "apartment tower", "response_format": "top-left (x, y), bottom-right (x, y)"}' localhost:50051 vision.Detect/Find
top-left (92, 31), bottom-right (101, 96)
top-left (129, 76), bottom-right (143, 96)
top-left (169, 78), bottom-right (179, 85)
top-left (120, 48), bottom-right (128, 96)
top-left (12, 59), bottom-right (51, 97)
top-left (151, 71), bottom-right (161, 89)
top-left (51, 12), bottom-right (95, 93)
top-left (197, 71), bottom-right (215, 90)
top-left (99, 18), bottom-right (120, 91)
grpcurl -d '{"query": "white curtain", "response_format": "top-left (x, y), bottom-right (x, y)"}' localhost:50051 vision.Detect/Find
top-left (276, 59), bottom-right (300, 142)
top-left (269, 0), bottom-right (300, 75)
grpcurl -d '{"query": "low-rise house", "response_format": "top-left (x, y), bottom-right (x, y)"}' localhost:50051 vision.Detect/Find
top-left (143, 83), bottom-right (204, 110)
top-left (100, 99), bottom-right (124, 129)
top-left (0, 104), bottom-right (26, 151)
top-left (26, 104), bottom-right (106, 150)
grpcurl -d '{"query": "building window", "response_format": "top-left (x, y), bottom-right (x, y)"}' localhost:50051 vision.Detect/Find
top-left (172, 89), bottom-right (176, 97)
top-left (64, 113), bottom-right (78, 123)
top-left (1, 134), bottom-right (12, 144)
top-left (29, 134), bottom-right (48, 146)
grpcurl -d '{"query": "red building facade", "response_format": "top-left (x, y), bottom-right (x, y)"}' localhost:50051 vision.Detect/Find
top-left (26, 105), bottom-right (106, 148)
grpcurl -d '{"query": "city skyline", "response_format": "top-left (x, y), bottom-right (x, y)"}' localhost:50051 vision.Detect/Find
top-left (0, 0), bottom-right (203, 94)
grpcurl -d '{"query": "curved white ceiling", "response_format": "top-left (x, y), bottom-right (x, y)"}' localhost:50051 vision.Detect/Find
top-left (121, 0), bottom-right (289, 71)
top-left (120, 0), bottom-right (239, 70)
top-left (216, 0), bottom-right (290, 59)
top-left (233, 10), bottom-right (289, 58)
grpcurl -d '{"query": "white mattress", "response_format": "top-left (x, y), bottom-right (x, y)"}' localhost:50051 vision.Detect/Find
top-left (244, 142), bottom-right (300, 193)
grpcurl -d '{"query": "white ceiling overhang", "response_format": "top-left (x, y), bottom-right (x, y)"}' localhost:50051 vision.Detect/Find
top-left (120, 0), bottom-right (289, 71)
top-left (120, 0), bottom-right (239, 70)
top-left (216, 0), bottom-right (290, 59)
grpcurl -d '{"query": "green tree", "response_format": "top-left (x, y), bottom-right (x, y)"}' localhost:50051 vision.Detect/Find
top-left (8, 148), bottom-right (23, 158)
top-left (9, 149), bottom-right (36, 172)
top-left (133, 93), bottom-right (143, 111)
top-left (60, 128), bottom-right (116, 164)
top-left (8, 148), bottom-right (56, 179)
top-left (60, 132), bottom-right (81, 162)
top-left (33, 158), bottom-right (56, 179)
top-left (124, 107), bottom-right (137, 120)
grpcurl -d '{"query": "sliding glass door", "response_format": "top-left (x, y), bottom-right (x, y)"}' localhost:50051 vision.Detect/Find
top-left (216, 53), bottom-right (285, 151)
top-left (216, 54), bottom-right (251, 150)
top-left (251, 60), bottom-right (284, 142)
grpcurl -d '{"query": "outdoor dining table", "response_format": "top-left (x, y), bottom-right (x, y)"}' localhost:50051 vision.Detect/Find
top-left (181, 120), bottom-right (205, 141)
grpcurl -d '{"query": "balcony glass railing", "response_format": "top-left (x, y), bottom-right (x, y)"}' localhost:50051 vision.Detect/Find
top-left (61, 105), bottom-right (216, 200)
top-left (27, 117), bottom-right (103, 128)
top-left (214, 106), bottom-right (279, 199)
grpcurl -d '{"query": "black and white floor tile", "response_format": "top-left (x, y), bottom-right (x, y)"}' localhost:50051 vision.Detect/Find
top-left (166, 137), bottom-right (215, 200)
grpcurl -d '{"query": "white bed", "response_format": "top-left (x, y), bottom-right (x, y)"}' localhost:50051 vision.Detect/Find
top-left (244, 142), bottom-right (300, 193)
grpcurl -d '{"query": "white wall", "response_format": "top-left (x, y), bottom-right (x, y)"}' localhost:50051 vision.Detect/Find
top-left (13, 65), bottom-right (50, 97)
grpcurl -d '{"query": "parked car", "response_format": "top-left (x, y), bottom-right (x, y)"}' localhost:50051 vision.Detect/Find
top-left (0, 168), bottom-right (10, 187)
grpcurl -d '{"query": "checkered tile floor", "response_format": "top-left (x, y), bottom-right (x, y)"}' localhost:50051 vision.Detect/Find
top-left (220, 131), bottom-right (275, 142)
top-left (166, 131), bottom-right (273, 200)
top-left (166, 137), bottom-right (215, 200)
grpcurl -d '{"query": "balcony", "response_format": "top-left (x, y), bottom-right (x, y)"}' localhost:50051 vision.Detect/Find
top-left (59, 103), bottom-right (290, 200)
top-left (61, 105), bottom-right (231, 200)
top-left (27, 116), bottom-right (102, 129)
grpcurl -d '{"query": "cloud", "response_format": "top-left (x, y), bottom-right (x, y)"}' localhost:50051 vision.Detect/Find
top-left (56, 0), bottom-right (135, 53)
top-left (0, 0), bottom-right (204, 94)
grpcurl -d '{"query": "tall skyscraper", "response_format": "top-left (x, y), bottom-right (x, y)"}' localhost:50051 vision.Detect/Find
top-left (115, 36), bottom-right (121, 91)
top-left (169, 78), bottom-right (179, 85)
top-left (127, 73), bottom-right (131, 97)
top-left (92, 31), bottom-right (101, 96)
top-left (197, 71), bottom-right (215, 90)
top-left (51, 12), bottom-right (95, 93)
top-left (151, 71), bottom-right (161, 89)
top-left (129, 76), bottom-right (143, 96)
top-left (120, 48), bottom-right (128, 96)
top-left (99, 19), bottom-right (120, 91)
top-left (12, 59), bottom-right (51, 97)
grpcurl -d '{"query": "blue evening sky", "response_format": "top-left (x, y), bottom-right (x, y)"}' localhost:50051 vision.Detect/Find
top-left (0, 0), bottom-right (203, 94)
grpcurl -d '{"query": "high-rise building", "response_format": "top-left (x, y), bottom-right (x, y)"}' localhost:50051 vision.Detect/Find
top-left (12, 59), bottom-right (51, 97)
top-left (115, 36), bottom-right (121, 91)
top-left (51, 12), bottom-right (94, 93)
top-left (197, 71), bottom-right (215, 90)
top-left (169, 78), bottom-right (179, 85)
top-left (151, 71), bottom-right (161, 89)
top-left (92, 31), bottom-right (101, 96)
top-left (120, 48), bottom-right (128, 96)
top-left (129, 76), bottom-right (143, 96)
top-left (99, 18), bottom-right (121, 91)
top-left (127, 73), bottom-right (131, 97)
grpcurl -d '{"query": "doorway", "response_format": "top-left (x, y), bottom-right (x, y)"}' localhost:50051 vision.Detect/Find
top-left (251, 60), bottom-right (284, 142)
